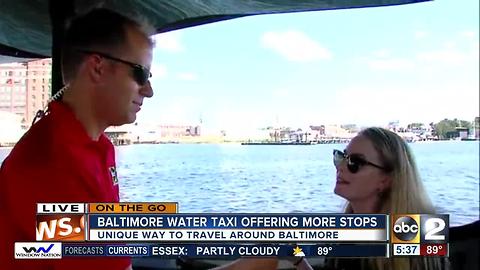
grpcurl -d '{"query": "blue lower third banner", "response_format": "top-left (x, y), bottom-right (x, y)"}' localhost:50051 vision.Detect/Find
top-left (62, 243), bottom-right (388, 258)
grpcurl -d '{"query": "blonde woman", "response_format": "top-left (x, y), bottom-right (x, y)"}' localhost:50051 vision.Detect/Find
top-left (294, 127), bottom-right (449, 270)
top-left (214, 127), bottom-right (448, 270)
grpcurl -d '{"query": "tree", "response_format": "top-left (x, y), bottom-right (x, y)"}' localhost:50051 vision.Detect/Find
top-left (434, 118), bottom-right (472, 139)
top-left (458, 120), bottom-right (472, 129)
top-left (435, 119), bottom-right (456, 139)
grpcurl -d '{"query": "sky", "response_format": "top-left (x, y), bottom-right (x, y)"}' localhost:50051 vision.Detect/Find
top-left (137, 0), bottom-right (479, 136)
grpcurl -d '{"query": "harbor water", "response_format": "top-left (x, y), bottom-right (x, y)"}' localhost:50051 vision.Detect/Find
top-left (1, 141), bottom-right (478, 226)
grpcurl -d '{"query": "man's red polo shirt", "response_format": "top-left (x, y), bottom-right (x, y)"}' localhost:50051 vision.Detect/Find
top-left (0, 101), bottom-right (130, 270)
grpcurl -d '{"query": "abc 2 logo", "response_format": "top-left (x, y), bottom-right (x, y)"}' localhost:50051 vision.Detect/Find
top-left (391, 214), bottom-right (449, 244)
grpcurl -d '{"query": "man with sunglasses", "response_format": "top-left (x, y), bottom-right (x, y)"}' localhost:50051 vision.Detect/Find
top-left (0, 9), bottom-right (153, 270)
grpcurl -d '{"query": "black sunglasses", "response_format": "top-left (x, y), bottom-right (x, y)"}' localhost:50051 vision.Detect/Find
top-left (333, 149), bottom-right (387, 174)
top-left (77, 50), bottom-right (152, 86)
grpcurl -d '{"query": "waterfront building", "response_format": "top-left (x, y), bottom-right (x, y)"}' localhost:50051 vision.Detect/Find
top-left (322, 125), bottom-right (355, 138)
top-left (104, 123), bottom-right (202, 145)
top-left (0, 63), bottom-right (27, 121)
top-left (159, 124), bottom-right (201, 137)
top-left (455, 127), bottom-right (469, 140)
top-left (0, 59), bottom-right (51, 125)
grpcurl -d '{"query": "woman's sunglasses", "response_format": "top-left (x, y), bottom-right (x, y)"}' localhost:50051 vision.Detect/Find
top-left (77, 50), bottom-right (152, 86)
top-left (333, 149), bottom-right (387, 174)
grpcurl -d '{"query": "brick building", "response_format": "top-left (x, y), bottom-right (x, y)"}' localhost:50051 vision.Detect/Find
top-left (0, 59), bottom-right (51, 124)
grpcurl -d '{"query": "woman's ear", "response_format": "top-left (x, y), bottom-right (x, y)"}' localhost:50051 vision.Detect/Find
top-left (379, 175), bottom-right (392, 192)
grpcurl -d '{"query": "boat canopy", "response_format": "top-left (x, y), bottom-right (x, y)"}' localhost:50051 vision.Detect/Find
top-left (0, 0), bottom-right (430, 62)
top-left (0, 0), bottom-right (429, 93)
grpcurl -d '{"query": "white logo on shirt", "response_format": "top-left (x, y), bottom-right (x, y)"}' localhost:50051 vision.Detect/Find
top-left (109, 166), bottom-right (118, 185)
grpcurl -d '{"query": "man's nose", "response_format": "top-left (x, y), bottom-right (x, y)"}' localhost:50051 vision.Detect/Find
top-left (140, 81), bottom-right (153, 98)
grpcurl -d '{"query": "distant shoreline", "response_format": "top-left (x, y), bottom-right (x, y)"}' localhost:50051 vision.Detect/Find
top-left (1, 138), bottom-right (478, 148)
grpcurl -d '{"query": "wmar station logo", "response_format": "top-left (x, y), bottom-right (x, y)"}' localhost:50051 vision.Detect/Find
top-left (391, 215), bottom-right (449, 244)
top-left (393, 216), bottom-right (419, 242)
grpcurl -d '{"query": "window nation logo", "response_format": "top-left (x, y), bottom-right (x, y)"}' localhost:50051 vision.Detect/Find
top-left (14, 242), bottom-right (62, 259)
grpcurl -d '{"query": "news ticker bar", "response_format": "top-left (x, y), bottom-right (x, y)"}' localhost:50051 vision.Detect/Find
top-left (35, 203), bottom-right (449, 247)
top-left (62, 243), bottom-right (389, 258)
top-left (14, 242), bottom-right (449, 260)
top-left (37, 214), bottom-right (388, 242)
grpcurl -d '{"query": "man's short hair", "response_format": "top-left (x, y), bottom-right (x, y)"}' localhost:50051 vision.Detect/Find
top-left (62, 8), bottom-right (154, 83)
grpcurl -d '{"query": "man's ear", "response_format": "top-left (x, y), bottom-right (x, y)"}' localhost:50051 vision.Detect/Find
top-left (86, 54), bottom-right (105, 83)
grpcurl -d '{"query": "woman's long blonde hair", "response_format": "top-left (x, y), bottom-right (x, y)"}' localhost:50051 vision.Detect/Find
top-left (340, 127), bottom-right (448, 270)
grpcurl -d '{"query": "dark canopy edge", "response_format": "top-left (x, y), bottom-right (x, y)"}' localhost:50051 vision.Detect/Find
top-left (0, 43), bottom-right (48, 60)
